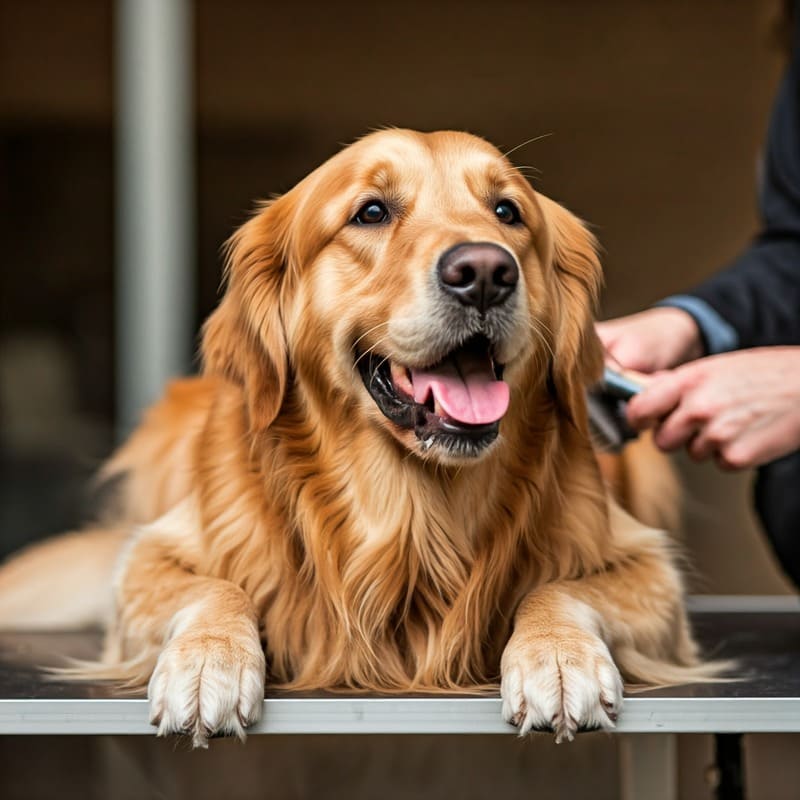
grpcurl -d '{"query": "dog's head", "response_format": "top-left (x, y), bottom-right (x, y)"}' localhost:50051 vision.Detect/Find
top-left (202, 129), bottom-right (603, 463)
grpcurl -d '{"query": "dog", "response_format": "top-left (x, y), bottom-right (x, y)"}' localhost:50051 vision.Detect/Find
top-left (0, 129), bottom-right (716, 747)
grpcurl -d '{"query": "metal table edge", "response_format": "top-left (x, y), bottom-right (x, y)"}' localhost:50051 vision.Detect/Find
top-left (2, 695), bottom-right (800, 736)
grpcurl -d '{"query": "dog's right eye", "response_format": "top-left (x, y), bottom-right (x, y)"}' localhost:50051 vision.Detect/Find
top-left (352, 201), bottom-right (390, 225)
top-left (494, 200), bottom-right (521, 225)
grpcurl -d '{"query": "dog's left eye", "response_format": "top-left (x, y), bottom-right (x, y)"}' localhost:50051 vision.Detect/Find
top-left (353, 200), bottom-right (390, 225)
top-left (494, 200), bottom-right (521, 225)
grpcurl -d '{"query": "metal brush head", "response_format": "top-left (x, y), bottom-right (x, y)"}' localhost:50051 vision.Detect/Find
top-left (587, 367), bottom-right (643, 453)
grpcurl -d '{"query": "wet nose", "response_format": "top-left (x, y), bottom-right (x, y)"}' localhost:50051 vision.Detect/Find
top-left (437, 242), bottom-right (519, 313)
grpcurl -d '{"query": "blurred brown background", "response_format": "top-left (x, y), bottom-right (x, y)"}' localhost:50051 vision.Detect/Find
top-left (0, 1), bottom-right (798, 798)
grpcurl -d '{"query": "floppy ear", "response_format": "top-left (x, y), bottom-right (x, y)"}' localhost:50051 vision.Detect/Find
top-left (538, 195), bottom-right (604, 426)
top-left (201, 196), bottom-right (295, 433)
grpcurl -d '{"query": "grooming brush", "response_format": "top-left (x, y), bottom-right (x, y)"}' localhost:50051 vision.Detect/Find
top-left (587, 367), bottom-right (644, 453)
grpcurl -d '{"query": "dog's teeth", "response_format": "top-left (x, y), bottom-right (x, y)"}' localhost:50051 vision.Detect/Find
top-left (390, 362), bottom-right (414, 397)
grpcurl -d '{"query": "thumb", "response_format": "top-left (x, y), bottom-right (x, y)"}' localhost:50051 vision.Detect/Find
top-left (626, 371), bottom-right (683, 430)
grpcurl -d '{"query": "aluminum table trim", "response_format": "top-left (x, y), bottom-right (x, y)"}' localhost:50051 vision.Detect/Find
top-left (2, 695), bottom-right (800, 736)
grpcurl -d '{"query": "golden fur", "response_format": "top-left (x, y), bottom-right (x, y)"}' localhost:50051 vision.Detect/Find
top-left (0, 129), bottom-right (714, 746)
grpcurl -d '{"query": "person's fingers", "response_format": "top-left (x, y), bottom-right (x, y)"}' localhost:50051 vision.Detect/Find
top-left (603, 339), bottom-right (654, 373)
top-left (714, 451), bottom-right (737, 471)
top-left (720, 430), bottom-right (788, 471)
top-left (687, 428), bottom-right (718, 462)
top-left (625, 374), bottom-right (684, 430)
top-left (652, 407), bottom-right (700, 452)
top-left (595, 321), bottom-right (655, 373)
top-left (595, 322), bottom-right (615, 347)
top-left (700, 421), bottom-right (780, 470)
top-left (688, 415), bottom-right (739, 463)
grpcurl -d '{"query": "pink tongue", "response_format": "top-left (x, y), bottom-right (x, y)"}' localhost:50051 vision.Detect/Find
top-left (410, 351), bottom-right (509, 425)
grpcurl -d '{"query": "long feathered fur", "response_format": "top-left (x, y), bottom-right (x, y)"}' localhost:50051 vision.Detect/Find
top-left (0, 131), bottom-right (723, 734)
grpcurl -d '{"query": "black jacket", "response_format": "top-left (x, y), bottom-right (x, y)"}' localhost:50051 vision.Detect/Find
top-left (687, 20), bottom-right (800, 348)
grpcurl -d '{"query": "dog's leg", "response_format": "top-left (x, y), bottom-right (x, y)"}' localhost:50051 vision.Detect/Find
top-left (501, 501), bottom-right (705, 743)
top-left (109, 498), bottom-right (265, 748)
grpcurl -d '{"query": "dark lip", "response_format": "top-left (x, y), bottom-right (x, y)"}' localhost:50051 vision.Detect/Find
top-left (355, 335), bottom-right (502, 454)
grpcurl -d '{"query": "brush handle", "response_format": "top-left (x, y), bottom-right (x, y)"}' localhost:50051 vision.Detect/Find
top-left (601, 367), bottom-right (643, 401)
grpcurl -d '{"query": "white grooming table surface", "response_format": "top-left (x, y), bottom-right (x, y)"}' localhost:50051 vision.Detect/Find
top-left (1, 596), bottom-right (799, 736)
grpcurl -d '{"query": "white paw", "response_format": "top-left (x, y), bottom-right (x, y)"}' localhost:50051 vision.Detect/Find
top-left (500, 631), bottom-right (623, 743)
top-left (148, 629), bottom-right (266, 748)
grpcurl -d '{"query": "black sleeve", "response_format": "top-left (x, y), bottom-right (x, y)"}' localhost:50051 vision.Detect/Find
top-left (687, 26), bottom-right (800, 349)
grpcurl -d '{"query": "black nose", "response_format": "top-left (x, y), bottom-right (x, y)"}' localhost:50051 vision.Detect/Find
top-left (437, 242), bottom-right (519, 313)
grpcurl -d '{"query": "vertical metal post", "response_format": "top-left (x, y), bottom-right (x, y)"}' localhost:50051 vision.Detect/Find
top-left (714, 733), bottom-right (745, 800)
top-left (114, 0), bottom-right (195, 436)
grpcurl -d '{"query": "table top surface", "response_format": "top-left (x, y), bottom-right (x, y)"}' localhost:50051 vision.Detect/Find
top-left (2, 598), bottom-right (799, 735)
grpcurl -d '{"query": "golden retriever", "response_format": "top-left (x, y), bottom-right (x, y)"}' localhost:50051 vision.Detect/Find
top-left (0, 129), bottom-right (713, 747)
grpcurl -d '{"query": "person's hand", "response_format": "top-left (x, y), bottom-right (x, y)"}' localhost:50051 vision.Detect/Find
top-left (596, 307), bottom-right (704, 373)
top-left (626, 347), bottom-right (800, 469)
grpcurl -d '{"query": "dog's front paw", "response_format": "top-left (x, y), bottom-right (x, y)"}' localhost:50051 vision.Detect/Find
top-left (148, 627), bottom-right (266, 748)
top-left (500, 629), bottom-right (623, 743)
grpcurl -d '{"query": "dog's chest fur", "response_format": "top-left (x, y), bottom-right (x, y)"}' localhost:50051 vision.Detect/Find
top-left (188, 381), bottom-right (606, 691)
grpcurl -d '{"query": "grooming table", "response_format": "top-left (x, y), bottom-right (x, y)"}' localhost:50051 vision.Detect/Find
top-left (1, 596), bottom-right (799, 800)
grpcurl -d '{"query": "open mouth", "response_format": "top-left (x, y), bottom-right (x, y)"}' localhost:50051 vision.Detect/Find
top-left (356, 334), bottom-right (509, 456)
